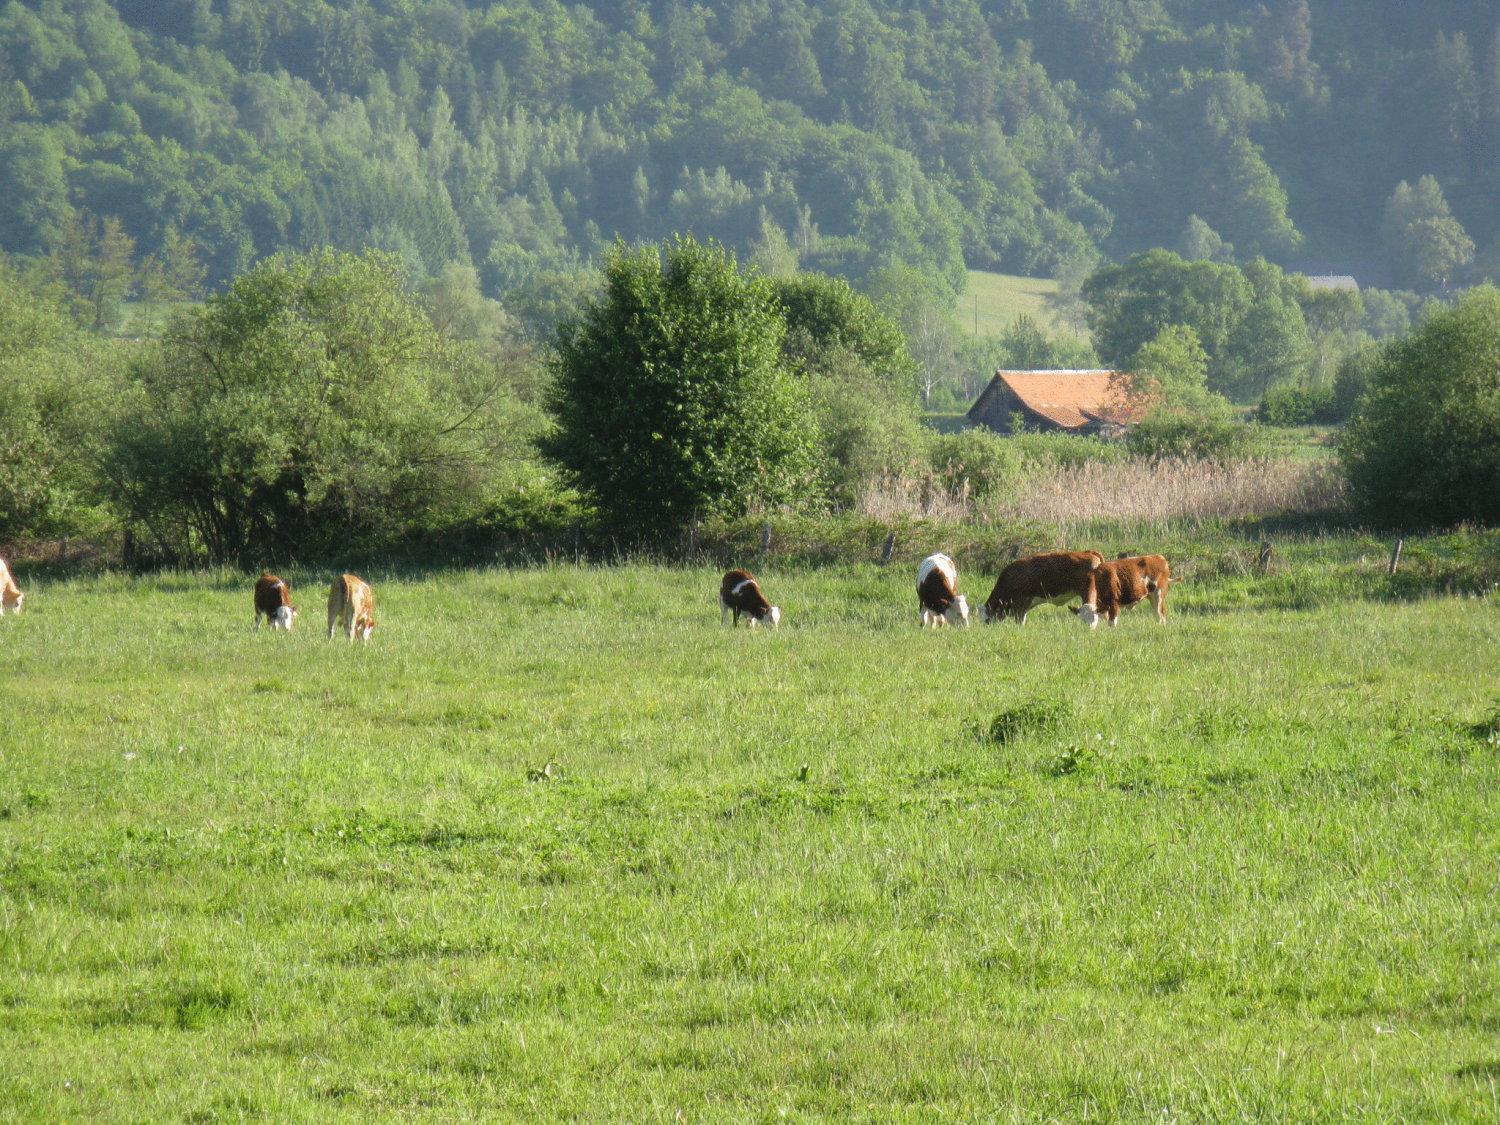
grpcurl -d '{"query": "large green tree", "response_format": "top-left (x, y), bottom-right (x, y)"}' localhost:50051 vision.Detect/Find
top-left (105, 249), bottom-right (529, 565)
top-left (1341, 286), bottom-right (1500, 525)
top-left (543, 238), bottom-right (818, 539)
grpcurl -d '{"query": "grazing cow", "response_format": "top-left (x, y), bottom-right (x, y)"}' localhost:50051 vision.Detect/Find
top-left (327, 574), bottom-right (377, 641)
top-left (253, 572), bottom-right (297, 630)
top-left (0, 557), bottom-right (23, 616)
top-left (1076, 553), bottom-right (1171, 628)
top-left (720, 569), bottom-right (780, 628)
top-left (980, 550), bottom-right (1103, 625)
top-left (917, 553), bottom-right (969, 627)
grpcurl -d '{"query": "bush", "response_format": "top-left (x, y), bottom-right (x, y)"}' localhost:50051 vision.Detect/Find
top-left (1125, 411), bottom-right (1260, 461)
top-left (106, 249), bottom-right (533, 566)
top-left (543, 238), bottom-right (820, 541)
top-left (1342, 287), bottom-right (1500, 526)
top-left (1258, 383), bottom-right (1337, 425)
top-left (0, 256), bottom-right (119, 543)
top-left (927, 429), bottom-right (1029, 501)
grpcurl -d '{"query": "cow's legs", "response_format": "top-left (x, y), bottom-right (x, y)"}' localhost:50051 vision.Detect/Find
top-left (327, 607), bottom-right (338, 641)
top-left (1152, 586), bottom-right (1167, 622)
top-left (720, 599), bottom-right (730, 626)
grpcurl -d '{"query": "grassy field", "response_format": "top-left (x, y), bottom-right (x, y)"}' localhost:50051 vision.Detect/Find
top-left (963, 270), bottom-right (1086, 342)
top-left (2, 553), bottom-right (1498, 1119)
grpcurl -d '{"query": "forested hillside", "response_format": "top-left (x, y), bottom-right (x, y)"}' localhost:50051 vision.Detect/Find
top-left (2, 0), bottom-right (1496, 301)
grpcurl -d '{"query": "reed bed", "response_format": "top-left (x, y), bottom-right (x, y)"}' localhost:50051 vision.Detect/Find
top-left (857, 456), bottom-right (1345, 531)
top-left (999, 456), bottom-right (1346, 529)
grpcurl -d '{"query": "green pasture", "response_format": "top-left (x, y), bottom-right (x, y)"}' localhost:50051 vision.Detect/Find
top-left (1, 553), bottom-right (1497, 1119)
top-left (962, 270), bottom-right (1085, 341)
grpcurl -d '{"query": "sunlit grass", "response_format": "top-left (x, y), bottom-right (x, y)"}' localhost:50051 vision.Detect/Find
top-left (963, 269), bottom-right (1084, 340)
top-left (1, 562), bottom-right (1497, 1118)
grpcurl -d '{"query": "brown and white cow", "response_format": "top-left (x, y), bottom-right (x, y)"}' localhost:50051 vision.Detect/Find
top-left (327, 574), bottom-right (377, 641)
top-left (0, 557), bottom-right (23, 616)
top-left (720, 569), bottom-right (780, 628)
top-left (917, 553), bottom-right (969, 627)
top-left (979, 550), bottom-right (1103, 625)
top-left (253, 572), bottom-right (297, 630)
top-left (1076, 553), bottom-right (1171, 628)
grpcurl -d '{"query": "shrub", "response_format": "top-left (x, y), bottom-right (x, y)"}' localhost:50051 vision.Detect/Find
top-left (927, 428), bottom-right (1029, 501)
top-left (1342, 286), bottom-right (1500, 526)
top-left (1258, 383), bottom-right (1337, 425)
top-left (105, 249), bottom-right (532, 565)
top-left (543, 238), bottom-right (820, 541)
top-left (1125, 412), bottom-right (1260, 460)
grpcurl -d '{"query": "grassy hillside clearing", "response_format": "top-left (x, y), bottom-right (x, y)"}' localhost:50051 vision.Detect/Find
top-left (963, 270), bottom-right (1087, 341)
top-left (1, 557), bottom-right (1497, 1119)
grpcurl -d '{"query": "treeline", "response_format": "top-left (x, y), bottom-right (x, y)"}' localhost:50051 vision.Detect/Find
top-left (2, 0), bottom-right (1498, 313)
top-left (5, 241), bottom-right (1498, 569)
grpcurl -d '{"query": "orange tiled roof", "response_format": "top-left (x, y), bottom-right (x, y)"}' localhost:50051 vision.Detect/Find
top-left (991, 369), bottom-right (1143, 429)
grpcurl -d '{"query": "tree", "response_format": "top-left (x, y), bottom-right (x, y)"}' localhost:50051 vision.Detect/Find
top-left (543, 238), bottom-right (818, 539)
top-left (1381, 177), bottom-right (1474, 289)
top-left (1178, 215), bottom-right (1234, 263)
top-left (1125, 325), bottom-right (1228, 417)
top-left (1341, 286), bottom-right (1500, 526)
top-left (0, 254), bottom-right (116, 541)
top-left (106, 250), bottom-right (527, 565)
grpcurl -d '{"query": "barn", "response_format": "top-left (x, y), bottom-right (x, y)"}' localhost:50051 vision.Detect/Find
top-left (965, 369), bottom-right (1145, 435)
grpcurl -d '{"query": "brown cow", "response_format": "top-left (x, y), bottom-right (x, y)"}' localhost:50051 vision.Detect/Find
top-left (0, 557), bottom-right (23, 616)
top-left (980, 550), bottom-right (1102, 625)
top-left (720, 569), bottom-right (780, 628)
top-left (253, 572), bottom-right (297, 630)
top-left (1077, 554), bottom-right (1172, 628)
top-left (917, 553), bottom-right (969, 627)
top-left (327, 574), bottom-right (377, 641)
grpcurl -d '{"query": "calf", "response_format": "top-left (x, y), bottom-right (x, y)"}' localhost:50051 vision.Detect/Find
top-left (980, 550), bottom-right (1102, 625)
top-left (1077, 554), bottom-right (1171, 628)
top-left (327, 574), bottom-right (377, 641)
top-left (720, 569), bottom-right (780, 628)
top-left (253, 572), bottom-right (297, 630)
top-left (917, 553), bottom-right (969, 627)
top-left (0, 557), bottom-right (22, 616)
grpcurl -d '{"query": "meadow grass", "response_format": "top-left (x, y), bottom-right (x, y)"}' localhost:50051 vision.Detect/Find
top-left (963, 270), bottom-right (1085, 341)
top-left (1, 559), bottom-right (1498, 1120)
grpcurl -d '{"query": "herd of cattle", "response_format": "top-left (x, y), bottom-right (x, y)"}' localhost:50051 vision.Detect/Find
top-left (723, 549), bottom-right (1171, 629)
top-left (0, 549), bottom-right (1170, 635)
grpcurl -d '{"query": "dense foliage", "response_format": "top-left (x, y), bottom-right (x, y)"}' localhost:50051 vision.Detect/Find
top-left (0, 257), bottom-right (118, 541)
top-left (544, 238), bottom-right (818, 539)
top-left (0, 0), bottom-right (1496, 306)
top-left (1341, 287), bottom-right (1500, 527)
top-left (106, 249), bottom-right (538, 565)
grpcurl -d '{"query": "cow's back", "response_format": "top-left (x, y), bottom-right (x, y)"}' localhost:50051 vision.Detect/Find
top-left (917, 553), bottom-right (959, 611)
top-left (988, 550), bottom-right (1101, 608)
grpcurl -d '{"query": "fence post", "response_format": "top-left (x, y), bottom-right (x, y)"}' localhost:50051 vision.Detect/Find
top-left (760, 522), bottom-right (772, 562)
top-left (572, 522), bottom-right (581, 566)
top-left (880, 530), bottom-right (897, 566)
top-left (1387, 537), bottom-right (1404, 576)
top-left (1257, 541), bottom-right (1274, 574)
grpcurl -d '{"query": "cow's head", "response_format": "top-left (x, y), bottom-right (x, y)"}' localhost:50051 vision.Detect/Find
top-left (272, 605), bottom-right (297, 630)
top-left (1075, 603), bottom-right (1100, 629)
top-left (358, 615), bottom-right (377, 641)
top-left (946, 594), bottom-right (970, 627)
top-left (767, 605), bottom-right (780, 628)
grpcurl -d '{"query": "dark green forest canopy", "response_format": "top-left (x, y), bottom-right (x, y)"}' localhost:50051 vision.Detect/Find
top-left (1, 0), bottom-right (1496, 295)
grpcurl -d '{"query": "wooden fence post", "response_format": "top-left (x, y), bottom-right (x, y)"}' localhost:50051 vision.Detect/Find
top-left (572, 522), bottom-right (581, 566)
top-left (1387, 537), bottom-right (1404, 576)
top-left (880, 530), bottom-right (897, 566)
top-left (760, 522), bottom-right (772, 561)
top-left (1257, 541), bottom-right (1274, 574)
